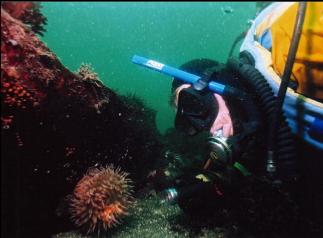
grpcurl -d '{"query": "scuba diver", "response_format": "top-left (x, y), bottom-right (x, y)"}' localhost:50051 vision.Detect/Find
top-left (132, 2), bottom-right (323, 215)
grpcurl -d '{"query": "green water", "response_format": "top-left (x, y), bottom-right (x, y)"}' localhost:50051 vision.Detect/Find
top-left (41, 2), bottom-right (257, 134)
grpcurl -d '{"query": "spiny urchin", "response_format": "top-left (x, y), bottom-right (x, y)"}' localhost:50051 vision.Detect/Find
top-left (68, 165), bottom-right (134, 234)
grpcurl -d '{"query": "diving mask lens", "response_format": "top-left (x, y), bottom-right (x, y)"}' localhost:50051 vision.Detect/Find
top-left (177, 89), bottom-right (208, 117)
top-left (175, 88), bottom-right (218, 135)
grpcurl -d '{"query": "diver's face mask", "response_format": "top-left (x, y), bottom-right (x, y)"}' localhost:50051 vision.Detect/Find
top-left (175, 87), bottom-right (218, 136)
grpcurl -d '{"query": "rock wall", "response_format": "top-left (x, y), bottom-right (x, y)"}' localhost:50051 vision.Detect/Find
top-left (1, 3), bottom-right (163, 237)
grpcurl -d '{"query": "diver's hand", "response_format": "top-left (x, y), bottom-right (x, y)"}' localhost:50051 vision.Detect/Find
top-left (210, 94), bottom-right (233, 138)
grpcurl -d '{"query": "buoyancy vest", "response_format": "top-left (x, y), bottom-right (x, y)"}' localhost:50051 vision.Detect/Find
top-left (240, 2), bottom-right (323, 150)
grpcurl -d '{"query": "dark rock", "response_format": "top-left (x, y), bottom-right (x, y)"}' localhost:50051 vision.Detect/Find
top-left (1, 5), bottom-right (163, 237)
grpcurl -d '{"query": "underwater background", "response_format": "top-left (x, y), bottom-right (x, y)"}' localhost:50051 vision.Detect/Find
top-left (3, 2), bottom-right (323, 237)
top-left (41, 2), bottom-right (256, 134)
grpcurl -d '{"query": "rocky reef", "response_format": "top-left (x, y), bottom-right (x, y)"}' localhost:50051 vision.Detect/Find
top-left (1, 2), bottom-right (47, 36)
top-left (1, 2), bottom-right (163, 237)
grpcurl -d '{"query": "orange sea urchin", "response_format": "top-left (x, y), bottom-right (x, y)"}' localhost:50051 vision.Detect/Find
top-left (69, 165), bottom-right (134, 234)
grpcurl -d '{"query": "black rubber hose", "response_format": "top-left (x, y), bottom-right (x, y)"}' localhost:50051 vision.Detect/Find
top-left (227, 58), bottom-right (297, 180)
top-left (268, 2), bottom-right (307, 163)
top-left (228, 30), bottom-right (247, 58)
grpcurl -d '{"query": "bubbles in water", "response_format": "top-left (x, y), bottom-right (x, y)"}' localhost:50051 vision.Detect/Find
top-left (221, 6), bottom-right (234, 14)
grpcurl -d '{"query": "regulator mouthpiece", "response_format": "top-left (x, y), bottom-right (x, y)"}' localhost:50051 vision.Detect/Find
top-left (208, 134), bottom-right (232, 165)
